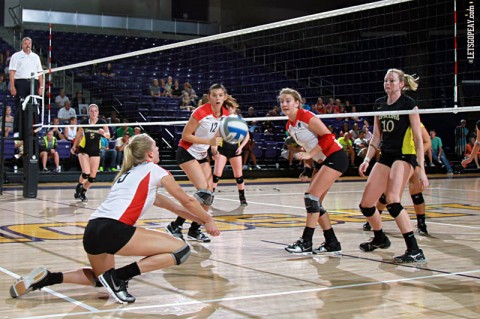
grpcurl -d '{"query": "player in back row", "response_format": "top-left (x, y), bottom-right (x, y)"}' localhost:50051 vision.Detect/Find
top-left (165, 83), bottom-right (230, 243)
top-left (281, 88), bottom-right (349, 255)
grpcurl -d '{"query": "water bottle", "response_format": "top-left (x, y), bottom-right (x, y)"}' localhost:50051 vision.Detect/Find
top-left (13, 165), bottom-right (18, 173)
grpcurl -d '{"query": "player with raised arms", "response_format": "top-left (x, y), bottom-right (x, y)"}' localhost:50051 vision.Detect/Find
top-left (10, 134), bottom-right (220, 304)
top-left (281, 88), bottom-right (349, 255)
top-left (165, 83), bottom-right (230, 242)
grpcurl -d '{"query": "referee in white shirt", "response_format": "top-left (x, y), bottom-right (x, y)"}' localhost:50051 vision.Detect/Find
top-left (9, 37), bottom-right (44, 139)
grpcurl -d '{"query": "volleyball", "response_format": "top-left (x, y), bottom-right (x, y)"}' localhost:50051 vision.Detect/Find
top-left (220, 115), bottom-right (249, 144)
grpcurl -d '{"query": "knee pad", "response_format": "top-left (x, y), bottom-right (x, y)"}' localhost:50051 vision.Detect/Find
top-left (88, 176), bottom-right (96, 183)
top-left (379, 193), bottom-right (387, 205)
top-left (304, 193), bottom-right (326, 215)
top-left (411, 192), bottom-right (424, 205)
top-left (386, 202), bottom-right (404, 218)
top-left (171, 244), bottom-right (191, 265)
top-left (235, 176), bottom-right (244, 184)
top-left (360, 205), bottom-right (376, 217)
top-left (194, 189), bottom-right (214, 206)
top-left (212, 174), bottom-right (220, 184)
top-left (81, 172), bottom-right (90, 179)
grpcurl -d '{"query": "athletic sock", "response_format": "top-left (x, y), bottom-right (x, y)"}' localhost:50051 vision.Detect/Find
top-left (301, 226), bottom-right (315, 243)
top-left (115, 262), bottom-right (141, 281)
top-left (323, 228), bottom-right (338, 244)
top-left (403, 231), bottom-right (419, 251)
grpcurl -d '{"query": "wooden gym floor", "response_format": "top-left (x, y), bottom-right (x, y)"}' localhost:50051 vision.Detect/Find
top-left (0, 175), bottom-right (479, 318)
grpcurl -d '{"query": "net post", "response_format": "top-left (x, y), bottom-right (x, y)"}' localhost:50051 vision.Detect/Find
top-left (22, 73), bottom-right (39, 198)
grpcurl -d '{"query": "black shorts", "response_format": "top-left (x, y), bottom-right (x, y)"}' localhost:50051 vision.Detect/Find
top-left (219, 142), bottom-right (240, 159)
top-left (176, 146), bottom-right (208, 165)
top-left (378, 153), bottom-right (418, 169)
top-left (83, 218), bottom-right (136, 255)
top-left (318, 149), bottom-right (349, 174)
top-left (78, 146), bottom-right (101, 157)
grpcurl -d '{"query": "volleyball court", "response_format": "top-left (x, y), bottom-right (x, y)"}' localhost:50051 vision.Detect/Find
top-left (1, 0), bottom-right (480, 317)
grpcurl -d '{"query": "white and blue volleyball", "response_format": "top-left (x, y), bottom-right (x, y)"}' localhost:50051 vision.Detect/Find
top-left (220, 115), bottom-right (249, 144)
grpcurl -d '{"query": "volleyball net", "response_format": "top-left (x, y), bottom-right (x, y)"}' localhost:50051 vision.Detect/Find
top-left (28, 0), bottom-right (478, 146)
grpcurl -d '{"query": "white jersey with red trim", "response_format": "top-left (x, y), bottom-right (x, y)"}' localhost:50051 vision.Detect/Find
top-left (90, 162), bottom-right (171, 226)
top-left (178, 103), bottom-right (229, 160)
top-left (286, 108), bottom-right (341, 162)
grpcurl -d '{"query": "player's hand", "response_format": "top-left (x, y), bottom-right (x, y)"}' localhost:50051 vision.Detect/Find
top-left (10, 87), bottom-right (16, 97)
top-left (98, 128), bottom-right (105, 136)
top-left (235, 147), bottom-right (243, 155)
top-left (204, 220), bottom-right (220, 237)
top-left (210, 137), bottom-right (223, 147)
top-left (461, 157), bottom-right (472, 168)
top-left (294, 152), bottom-right (311, 160)
top-left (358, 161), bottom-right (369, 177)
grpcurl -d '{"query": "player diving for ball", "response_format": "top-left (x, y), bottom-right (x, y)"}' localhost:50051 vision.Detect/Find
top-left (281, 88), bottom-right (349, 255)
top-left (165, 83), bottom-right (230, 243)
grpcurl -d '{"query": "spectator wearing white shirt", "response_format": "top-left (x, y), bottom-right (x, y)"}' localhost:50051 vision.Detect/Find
top-left (58, 100), bottom-right (77, 124)
top-left (55, 89), bottom-right (69, 108)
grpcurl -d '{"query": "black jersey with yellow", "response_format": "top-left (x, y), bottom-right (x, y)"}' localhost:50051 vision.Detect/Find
top-left (375, 94), bottom-right (416, 156)
top-left (78, 118), bottom-right (107, 156)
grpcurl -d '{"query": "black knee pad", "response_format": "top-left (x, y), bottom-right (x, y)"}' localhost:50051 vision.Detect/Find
top-left (171, 244), bottom-right (191, 265)
top-left (304, 193), bottom-right (326, 215)
top-left (411, 192), bottom-right (424, 205)
top-left (194, 189), bottom-right (214, 205)
top-left (235, 176), bottom-right (244, 184)
top-left (81, 172), bottom-right (90, 179)
top-left (360, 205), bottom-right (376, 217)
top-left (386, 202), bottom-right (404, 218)
top-left (379, 193), bottom-right (387, 205)
top-left (88, 176), bottom-right (96, 183)
top-left (212, 174), bottom-right (220, 183)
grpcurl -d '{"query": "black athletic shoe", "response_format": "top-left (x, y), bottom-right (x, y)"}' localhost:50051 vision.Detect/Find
top-left (98, 269), bottom-right (136, 304)
top-left (79, 192), bottom-right (88, 203)
top-left (312, 242), bottom-right (342, 255)
top-left (417, 224), bottom-right (428, 236)
top-left (10, 267), bottom-right (49, 298)
top-left (187, 229), bottom-right (211, 243)
top-left (393, 249), bottom-right (426, 263)
top-left (240, 198), bottom-right (248, 206)
top-left (363, 222), bottom-right (372, 231)
top-left (359, 236), bottom-right (391, 252)
top-left (165, 223), bottom-right (185, 241)
top-left (285, 238), bottom-right (312, 254)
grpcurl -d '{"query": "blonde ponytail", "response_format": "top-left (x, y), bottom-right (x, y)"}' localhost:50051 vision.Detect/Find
top-left (114, 134), bottom-right (154, 183)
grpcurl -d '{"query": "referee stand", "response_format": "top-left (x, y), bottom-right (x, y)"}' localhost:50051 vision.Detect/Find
top-left (21, 75), bottom-right (39, 198)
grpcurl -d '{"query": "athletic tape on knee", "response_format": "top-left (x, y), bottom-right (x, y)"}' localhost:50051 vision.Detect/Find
top-left (212, 174), bottom-right (220, 183)
top-left (410, 192), bottom-right (424, 205)
top-left (386, 202), bottom-right (403, 218)
top-left (172, 244), bottom-right (191, 265)
top-left (379, 193), bottom-right (387, 205)
top-left (304, 193), bottom-right (326, 214)
top-left (194, 189), bottom-right (214, 205)
top-left (81, 172), bottom-right (90, 179)
top-left (360, 205), bottom-right (376, 217)
top-left (235, 176), bottom-right (244, 184)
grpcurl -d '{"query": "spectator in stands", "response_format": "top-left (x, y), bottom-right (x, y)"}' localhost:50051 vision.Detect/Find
top-left (363, 122), bottom-right (373, 141)
top-left (454, 119), bottom-right (469, 158)
top-left (315, 97), bottom-right (326, 114)
top-left (150, 79), bottom-right (164, 97)
top-left (464, 136), bottom-right (480, 168)
top-left (116, 119), bottom-right (133, 138)
top-left (100, 63), bottom-right (115, 77)
top-left (164, 76), bottom-right (173, 97)
top-left (0, 105), bottom-right (14, 137)
top-left (55, 89), bottom-right (69, 108)
top-left (66, 117), bottom-right (77, 143)
top-left (428, 129), bottom-right (453, 175)
top-left (50, 117), bottom-right (66, 140)
top-left (354, 130), bottom-right (369, 161)
top-left (349, 105), bottom-right (361, 122)
top-left (301, 97), bottom-right (311, 111)
top-left (197, 94), bottom-right (209, 106)
top-left (133, 126), bottom-right (142, 135)
top-left (179, 91), bottom-right (196, 111)
top-left (99, 136), bottom-right (117, 172)
top-left (171, 79), bottom-right (182, 97)
top-left (182, 82), bottom-right (197, 102)
top-left (115, 132), bottom-right (130, 168)
top-left (0, 73), bottom-right (7, 92)
top-left (338, 132), bottom-right (355, 166)
top-left (325, 98), bottom-right (335, 114)
top-left (71, 90), bottom-right (85, 112)
top-left (39, 130), bottom-right (60, 173)
top-left (108, 111), bottom-right (120, 124)
top-left (282, 135), bottom-right (302, 169)
top-left (58, 100), bottom-right (77, 124)
top-left (349, 122), bottom-right (360, 140)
